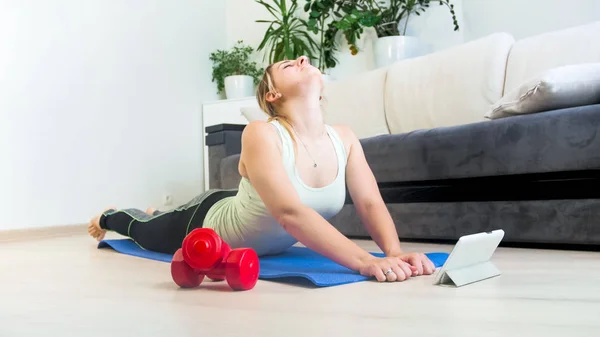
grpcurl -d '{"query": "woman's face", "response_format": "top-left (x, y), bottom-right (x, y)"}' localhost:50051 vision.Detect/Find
top-left (268, 56), bottom-right (323, 101)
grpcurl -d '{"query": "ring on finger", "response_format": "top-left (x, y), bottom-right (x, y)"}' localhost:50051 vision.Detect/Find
top-left (384, 268), bottom-right (394, 276)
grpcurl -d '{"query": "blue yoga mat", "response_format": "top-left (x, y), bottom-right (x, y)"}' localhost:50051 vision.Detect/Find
top-left (98, 239), bottom-right (448, 287)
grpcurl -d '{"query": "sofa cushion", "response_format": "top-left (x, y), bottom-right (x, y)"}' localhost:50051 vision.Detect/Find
top-left (321, 67), bottom-right (390, 139)
top-left (361, 104), bottom-right (600, 183)
top-left (241, 106), bottom-right (268, 122)
top-left (383, 33), bottom-right (515, 134)
top-left (504, 21), bottom-right (600, 94)
top-left (220, 154), bottom-right (242, 189)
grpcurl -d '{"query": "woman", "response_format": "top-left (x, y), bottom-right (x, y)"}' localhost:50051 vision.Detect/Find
top-left (88, 56), bottom-right (435, 282)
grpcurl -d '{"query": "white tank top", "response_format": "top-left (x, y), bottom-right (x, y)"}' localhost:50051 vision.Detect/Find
top-left (202, 120), bottom-right (348, 256)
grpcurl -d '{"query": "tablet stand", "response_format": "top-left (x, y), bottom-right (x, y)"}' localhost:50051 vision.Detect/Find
top-left (436, 261), bottom-right (501, 287)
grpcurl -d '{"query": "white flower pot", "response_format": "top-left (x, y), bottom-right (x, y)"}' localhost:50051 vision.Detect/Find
top-left (374, 36), bottom-right (423, 68)
top-left (224, 75), bottom-right (254, 99)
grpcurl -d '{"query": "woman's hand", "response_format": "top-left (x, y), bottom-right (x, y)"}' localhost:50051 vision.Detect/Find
top-left (391, 252), bottom-right (436, 276)
top-left (359, 256), bottom-right (418, 282)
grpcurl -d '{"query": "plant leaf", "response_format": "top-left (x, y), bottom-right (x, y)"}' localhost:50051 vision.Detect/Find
top-left (256, 0), bottom-right (281, 20)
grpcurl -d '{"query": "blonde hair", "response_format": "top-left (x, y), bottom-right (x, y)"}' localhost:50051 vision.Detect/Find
top-left (256, 64), bottom-right (296, 142)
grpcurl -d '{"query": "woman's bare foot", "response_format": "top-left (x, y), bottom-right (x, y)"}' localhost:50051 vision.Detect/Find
top-left (88, 207), bottom-right (114, 242)
top-left (145, 207), bottom-right (158, 216)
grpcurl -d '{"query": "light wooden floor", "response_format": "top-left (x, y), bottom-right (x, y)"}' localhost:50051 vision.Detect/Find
top-left (1, 230), bottom-right (599, 337)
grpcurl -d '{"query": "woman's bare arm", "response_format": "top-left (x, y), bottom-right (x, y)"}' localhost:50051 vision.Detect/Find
top-left (334, 125), bottom-right (403, 256)
top-left (336, 125), bottom-right (435, 275)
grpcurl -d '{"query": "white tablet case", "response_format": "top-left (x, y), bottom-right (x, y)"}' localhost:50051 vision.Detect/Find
top-left (434, 230), bottom-right (504, 287)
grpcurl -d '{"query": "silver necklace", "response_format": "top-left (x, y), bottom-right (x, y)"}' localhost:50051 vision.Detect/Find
top-left (292, 126), bottom-right (320, 168)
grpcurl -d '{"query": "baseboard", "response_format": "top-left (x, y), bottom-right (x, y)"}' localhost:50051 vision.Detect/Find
top-left (0, 223), bottom-right (88, 243)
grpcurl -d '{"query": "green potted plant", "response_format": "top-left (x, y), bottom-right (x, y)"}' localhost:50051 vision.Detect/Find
top-left (303, 0), bottom-right (340, 78)
top-left (339, 0), bottom-right (459, 67)
top-left (255, 0), bottom-right (319, 64)
top-left (209, 41), bottom-right (263, 99)
top-left (327, 1), bottom-right (459, 66)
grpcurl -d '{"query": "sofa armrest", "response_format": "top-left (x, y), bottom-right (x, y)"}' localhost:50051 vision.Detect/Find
top-left (205, 123), bottom-right (246, 189)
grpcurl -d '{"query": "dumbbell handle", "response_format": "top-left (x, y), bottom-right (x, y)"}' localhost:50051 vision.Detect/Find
top-left (207, 262), bottom-right (227, 276)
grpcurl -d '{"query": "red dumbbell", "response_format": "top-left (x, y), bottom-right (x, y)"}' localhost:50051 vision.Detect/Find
top-left (170, 228), bottom-right (259, 291)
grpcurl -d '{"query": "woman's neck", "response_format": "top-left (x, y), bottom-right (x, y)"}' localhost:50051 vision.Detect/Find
top-left (280, 96), bottom-right (325, 139)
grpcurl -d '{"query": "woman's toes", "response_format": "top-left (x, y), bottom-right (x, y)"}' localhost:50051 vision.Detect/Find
top-left (88, 211), bottom-right (107, 241)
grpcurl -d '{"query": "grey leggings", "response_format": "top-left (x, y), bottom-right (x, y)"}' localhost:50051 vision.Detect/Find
top-left (99, 189), bottom-right (237, 254)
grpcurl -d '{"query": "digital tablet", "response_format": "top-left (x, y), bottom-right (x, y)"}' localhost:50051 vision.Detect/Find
top-left (433, 229), bottom-right (505, 286)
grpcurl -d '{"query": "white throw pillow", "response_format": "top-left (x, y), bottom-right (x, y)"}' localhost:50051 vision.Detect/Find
top-left (486, 63), bottom-right (600, 119)
top-left (503, 21), bottom-right (600, 94)
top-left (241, 106), bottom-right (268, 122)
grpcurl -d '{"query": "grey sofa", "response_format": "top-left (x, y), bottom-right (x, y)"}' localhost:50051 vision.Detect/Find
top-left (206, 104), bottom-right (600, 248)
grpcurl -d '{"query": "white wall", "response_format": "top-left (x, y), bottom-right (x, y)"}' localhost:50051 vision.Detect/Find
top-left (0, 0), bottom-right (226, 230)
top-left (462, 0), bottom-right (600, 41)
top-left (226, 0), bottom-right (267, 52)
